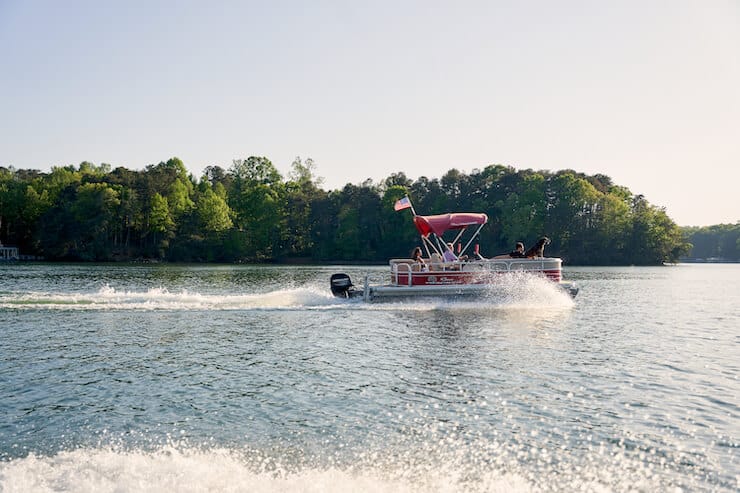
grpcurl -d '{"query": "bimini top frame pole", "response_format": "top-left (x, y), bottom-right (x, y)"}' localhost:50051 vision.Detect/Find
top-left (412, 213), bottom-right (488, 259)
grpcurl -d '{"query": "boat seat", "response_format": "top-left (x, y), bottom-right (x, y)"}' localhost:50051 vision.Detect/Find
top-left (390, 259), bottom-right (415, 273)
top-left (429, 253), bottom-right (444, 271)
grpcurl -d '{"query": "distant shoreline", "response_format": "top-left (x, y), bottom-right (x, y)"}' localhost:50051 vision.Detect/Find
top-left (678, 258), bottom-right (740, 264)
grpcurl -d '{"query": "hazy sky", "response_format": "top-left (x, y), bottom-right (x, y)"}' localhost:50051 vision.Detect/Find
top-left (1, 1), bottom-right (738, 226)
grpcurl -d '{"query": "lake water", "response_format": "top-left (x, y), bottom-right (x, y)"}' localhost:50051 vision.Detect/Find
top-left (0, 263), bottom-right (737, 492)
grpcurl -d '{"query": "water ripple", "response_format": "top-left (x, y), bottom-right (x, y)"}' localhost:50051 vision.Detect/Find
top-left (0, 263), bottom-right (738, 491)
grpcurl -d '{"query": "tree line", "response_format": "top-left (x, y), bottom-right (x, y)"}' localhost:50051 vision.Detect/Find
top-left (681, 223), bottom-right (740, 261)
top-left (0, 157), bottom-right (692, 265)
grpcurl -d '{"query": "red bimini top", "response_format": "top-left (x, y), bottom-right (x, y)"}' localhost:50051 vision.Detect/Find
top-left (413, 213), bottom-right (488, 237)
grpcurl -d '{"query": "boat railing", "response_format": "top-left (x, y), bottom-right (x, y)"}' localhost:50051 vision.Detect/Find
top-left (389, 260), bottom-right (414, 286)
top-left (390, 257), bottom-right (562, 285)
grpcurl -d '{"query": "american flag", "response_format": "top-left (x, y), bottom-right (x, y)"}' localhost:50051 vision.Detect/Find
top-left (394, 196), bottom-right (412, 211)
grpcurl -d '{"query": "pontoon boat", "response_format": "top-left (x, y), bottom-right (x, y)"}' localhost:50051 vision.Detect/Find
top-left (330, 212), bottom-right (579, 301)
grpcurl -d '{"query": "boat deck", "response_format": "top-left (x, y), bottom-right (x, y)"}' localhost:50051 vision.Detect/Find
top-left (389, 257), bottom-right (563, 286)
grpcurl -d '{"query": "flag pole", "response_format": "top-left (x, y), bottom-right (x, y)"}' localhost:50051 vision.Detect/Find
top-left (394, 195), bottom-right (416, 215)
top-left (407, 196), bottom-right (417, 216)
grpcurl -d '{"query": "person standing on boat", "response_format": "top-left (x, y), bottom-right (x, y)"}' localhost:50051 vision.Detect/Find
top-left (493, 241), bottom-right (526, 259)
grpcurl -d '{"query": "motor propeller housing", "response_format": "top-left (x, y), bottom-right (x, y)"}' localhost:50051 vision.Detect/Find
top-left (330, 273), bottom-right (355, 298)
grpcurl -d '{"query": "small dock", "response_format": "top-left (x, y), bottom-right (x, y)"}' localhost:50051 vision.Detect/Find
top-left (0, 246), bottom-right (19, 261)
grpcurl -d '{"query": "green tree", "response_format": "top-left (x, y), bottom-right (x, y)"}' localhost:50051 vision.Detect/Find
top-left (19, 185), bottom-right (52, 252)
top-left (683, 223), bottom-right (740, 261)
top-left (589, 191), bottom-right (631, 264)
top-left (283, 157), bottom-right (325, 257)
top-left (545, 172), bottom-right (601, 260)
top-left (148, 192), bottom-right (175, 257)
top-left (379, 185), bottom-right (418, 258)
top-left (627, 196), bottom-right (689, 264)
top-left (168, 178), bottom-right (195, 218)
top-left (500, 173), bottom-right (546, 247)
top-left (196, 185), bottom-right (233, 233)
top-left (332, 182), bottom-right (383, 260)
top-left (70, 183), bottom-right (121, 260)
top-left (229, 157), bottom-right (286, 259)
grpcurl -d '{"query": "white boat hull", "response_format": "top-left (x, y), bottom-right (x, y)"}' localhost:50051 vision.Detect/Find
top-left (361, 281), bottom-right (579, 300)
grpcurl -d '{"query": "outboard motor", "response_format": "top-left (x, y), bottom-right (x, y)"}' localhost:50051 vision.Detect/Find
top-left (330, 273), bottom-right (355, 298)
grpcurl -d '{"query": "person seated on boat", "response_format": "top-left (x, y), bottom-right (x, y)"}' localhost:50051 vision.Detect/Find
top-left (443, 243), bottom-right (468, 268)
top-left (429, 253), bottom-right (443, 271)
top-left (443, 243), bottom-right (457, 263)
top-left (411, 246), bottom-right (427, 271)
top-left (492, 241), bottom-right (526, 259)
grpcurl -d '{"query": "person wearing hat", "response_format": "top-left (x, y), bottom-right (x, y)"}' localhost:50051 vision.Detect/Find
top-left (443, 242), bottom-right (468, 263)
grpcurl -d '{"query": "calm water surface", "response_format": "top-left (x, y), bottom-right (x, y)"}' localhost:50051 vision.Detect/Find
top-left (0, 263), bottom-right (737, 492)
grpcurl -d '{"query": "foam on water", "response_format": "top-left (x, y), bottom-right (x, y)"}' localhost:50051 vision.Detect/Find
top-left (385, 272), bottom-right (574, 311)
top-left (0, 442), bottom-right (671, 493)
top-left (0, 273), bottom-right (573, 313)
top-left (0, 450), bottom-right (513, 493)
top-left (0, 284), bottom-right (342, 311)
